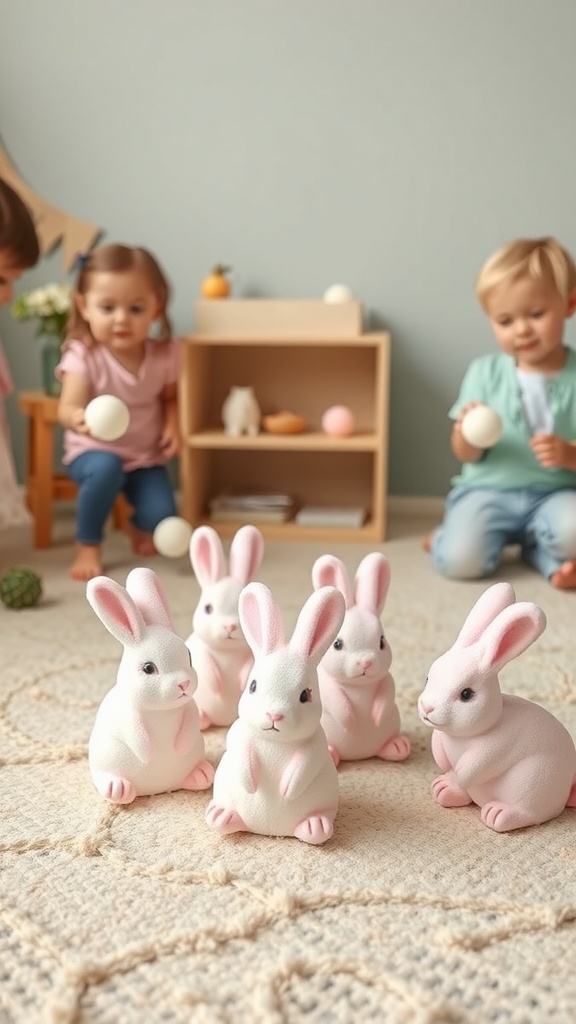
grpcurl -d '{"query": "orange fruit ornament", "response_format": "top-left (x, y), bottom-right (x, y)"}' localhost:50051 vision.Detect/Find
top-left (201, 264), bottom-right (232, 299)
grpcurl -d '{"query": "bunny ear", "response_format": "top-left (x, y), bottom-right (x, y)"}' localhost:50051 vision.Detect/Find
top-left (478, 601), bottom-right (546, 673)
top-left (311, 555), bottom-right (354, 608)
top-left (189, 526), bottom-right (225, 586)
top-left (228, 525), bottom-right (265, 584)
top-left (354, 552), bottom-right (390, 614)
top-left (86, 576), bottom-right (145, 647)
top-left (454, 582), bottom-right (517, 648)
top-left (125, 567), bottom-right (173, 629)
top-left (289, 586), bottom-right (346, 665)
top-left (239, 582), bottom-right (286, 656)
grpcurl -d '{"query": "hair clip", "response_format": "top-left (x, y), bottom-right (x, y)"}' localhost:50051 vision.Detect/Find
top-left (74, 252), bottom-right (90, 271)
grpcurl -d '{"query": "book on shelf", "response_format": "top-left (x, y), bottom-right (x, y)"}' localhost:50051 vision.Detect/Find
top-left (209, 506), bottom-right (293, 525)
top-left (294, 505), bottom-right (368, 528)
top-left (208, 492), bottom-right (295, 524)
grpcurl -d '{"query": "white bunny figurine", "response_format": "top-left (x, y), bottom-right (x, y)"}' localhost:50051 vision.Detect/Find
top-left (205, 581), bottom-right (346, 844)
top-left (312, 553), bottom-right (410, 765)
top-left (186, 524), bottom-right (265, 730)
top-left (418, 581), bottom-right (576, 832)
top-left (86, 567), bottom-right (214, 804)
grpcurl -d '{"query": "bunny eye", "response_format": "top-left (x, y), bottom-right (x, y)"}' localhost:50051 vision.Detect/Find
top-left (142, 661), bottom-right (158, 675)
top-left (299, 688), bottom-right (312, 703)
top-left (333, 638), bottom-right (343, 651)
top-left (204, 603), bottom-right (213, 615)
top-left (459, 687), bottom-right (475, 702)
top-left (249, 679), bottom-right (257, 693)
top-left (379, 635), bottom-right (385, 650)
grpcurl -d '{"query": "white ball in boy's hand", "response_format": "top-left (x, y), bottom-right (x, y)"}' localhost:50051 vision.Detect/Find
top-left (85, 395), bottom-right (130, 441)
top-left (461, 405), bottom-right (503, 448)
top-left (153, 516), bottom-right (193, 558)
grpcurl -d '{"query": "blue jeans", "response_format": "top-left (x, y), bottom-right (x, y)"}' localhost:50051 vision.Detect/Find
top-left (431, 487), bottom-right (576, 581)
top-left (68, 451), bottom-right (177, 545)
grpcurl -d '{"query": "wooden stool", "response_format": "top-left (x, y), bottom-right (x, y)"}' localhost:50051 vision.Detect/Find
top-left (17, 390), bottom-right (129, 549)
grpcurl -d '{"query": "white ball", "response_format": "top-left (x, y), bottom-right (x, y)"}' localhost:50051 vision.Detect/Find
top-left (323, 283), bottom-right (355, 303)
top-left (461, 405), bottom-right (503, 448)
top-left (85, 395), bottom-right (130, 442)
top-left (153, 516), bottom-right (193, 558)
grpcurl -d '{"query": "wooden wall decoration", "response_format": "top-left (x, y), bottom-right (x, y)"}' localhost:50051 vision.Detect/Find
top-left (0, 139), bottom-right (101, 271)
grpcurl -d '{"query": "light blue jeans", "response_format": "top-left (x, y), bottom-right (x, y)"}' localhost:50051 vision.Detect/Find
top-left (431, 487), bottom-right (576, 581)
top-left (68, 450), bottom-right (177, 545)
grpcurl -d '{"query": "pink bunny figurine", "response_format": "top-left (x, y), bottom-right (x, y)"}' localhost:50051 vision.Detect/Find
top-left (205, 581), bottom-right (346, 844)
top-left (86, 567), bottom-right (213, 804)
top-left (186, 525), bottom-right (264, 730)
top-left (311, 552), bottom-right (410, 766)
top-left (418, 581), bottom-right (576, 832)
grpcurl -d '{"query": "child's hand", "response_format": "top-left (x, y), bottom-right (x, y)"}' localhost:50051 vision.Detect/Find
top-left (71, 407), bottom-right (90, 435)
top-left (530, 433), bottom-right (573, 469)
top-left (159, 424), bottom-right (180, 459)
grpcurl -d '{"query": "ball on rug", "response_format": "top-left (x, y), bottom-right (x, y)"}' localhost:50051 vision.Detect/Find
top-left (0, 567), bottom-right (43, 609)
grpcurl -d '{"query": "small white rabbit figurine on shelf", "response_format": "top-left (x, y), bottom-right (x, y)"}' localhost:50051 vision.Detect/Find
top-left (221, 385), bottom-right (261, 436)
top-left (312, 553), bottom-right (410, 766)
top-left (205, 581), bottom-right (346, 844)
top-left (418, 581), bottom-right (576, 832)
top-left (186, 525), bottom-right (265, 729)
top-left (86, 567), bottom-right (213, 804)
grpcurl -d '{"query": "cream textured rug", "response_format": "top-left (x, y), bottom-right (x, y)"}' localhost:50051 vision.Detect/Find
top-left (1, 510), bottom-right (576, 1024)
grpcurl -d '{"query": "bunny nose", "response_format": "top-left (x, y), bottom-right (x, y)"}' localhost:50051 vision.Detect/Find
top-left (358, 659), bottom-right (372, 670)
top-left (178, 680), bottom-right (190, 693)
top-left (420, 700), bottom-right (434, 715)
top-left (266, 712), bottom-right (284, 723)
top-left (224, 624), bottom-right (237, 636)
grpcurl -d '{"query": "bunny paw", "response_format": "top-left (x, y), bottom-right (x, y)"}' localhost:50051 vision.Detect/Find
top-left (378, 735), bottom-right (411, 761)
top-left (481, 802), bottom-right (533, 832)
top-left (182, 759), bottom-right (214, 791)
top-left (205, 802), bottom-right (246, 834)
top-left (431, 775), bottom-right (472, 808)
top-left (294, 814), bottom-right (335, 845)
top-left (93, 772), bottom-right (137, 804)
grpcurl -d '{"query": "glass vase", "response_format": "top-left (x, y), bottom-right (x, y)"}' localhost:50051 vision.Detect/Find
top-left (40, 333), bottom-right (62, 397)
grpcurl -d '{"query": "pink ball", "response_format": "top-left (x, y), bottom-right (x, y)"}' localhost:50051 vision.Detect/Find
top-left (321, 405), bottom-right (356, 437)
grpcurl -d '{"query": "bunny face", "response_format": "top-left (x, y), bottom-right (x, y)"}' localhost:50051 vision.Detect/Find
top-left (320, 606), bottom-right (391, 685)
top-left (191, 578), bottom-right (245, 650)
top-left (189, 524), bottom-right (264, 650)
top-left (418, 650), bottom-right (504, 738)
top-left (116, 628), bottom-right (197, 711)
top-left (238, 650), bottom-right (323, 742)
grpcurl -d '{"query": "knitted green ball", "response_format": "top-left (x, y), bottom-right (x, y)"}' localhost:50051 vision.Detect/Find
top-left (0, 567), bottom-right (43, 610)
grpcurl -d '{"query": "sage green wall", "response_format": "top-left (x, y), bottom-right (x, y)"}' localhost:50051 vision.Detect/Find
top-left (1, 0), bottom-right (576, 497)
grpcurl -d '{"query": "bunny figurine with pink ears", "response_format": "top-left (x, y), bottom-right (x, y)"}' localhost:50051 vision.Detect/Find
top-left (311, 552), bottom-right (410, 766)
top-left (205, 581), bottom-right (346, 845)
top-left (186, 524), bottom-right (265, 730)
top-left (86, 567), bottom-right (214, 804)
top-left (418, 581), bottom-right (576, 832)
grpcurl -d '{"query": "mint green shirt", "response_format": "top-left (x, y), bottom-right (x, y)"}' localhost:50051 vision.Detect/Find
top-left (449, 348), bottom-right (576, 491)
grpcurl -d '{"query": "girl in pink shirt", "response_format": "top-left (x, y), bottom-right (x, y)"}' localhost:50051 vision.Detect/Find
top-left (57, 243), bottom-right (180, 581)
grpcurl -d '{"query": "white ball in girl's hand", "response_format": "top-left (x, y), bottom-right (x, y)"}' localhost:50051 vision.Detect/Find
top-left (153, 516), bottom-right (193, 558)
top-left (461, 405), bottom-right (503, 448)
top-left (323, 283), bottom-right (355, 303)
top-left (84, 395), bottom-right (130, 442)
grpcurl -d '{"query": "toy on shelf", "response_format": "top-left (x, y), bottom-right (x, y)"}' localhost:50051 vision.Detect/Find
top-left (321, 405), bottom-right (356, 437)
top-left (86, 567), bottom-right (213, 803)
top-left (323, 284), bottom-right (356, 303)
top-left (201, 264), bottom-right (231, 299)
top-left (84, 395), bottom-right (130, 441)
top-left (153, 516), bottom-right (193, 558)
top-left (418, 581), bottom-right (576, 831)
top-left (312, 553), bottom-right (410, 765)
top-left (205, 581), bottom-right (346, 844)
top-left (461, 404), bottom-right (502, 448)
top-left (262, 411), bottom-right (307, 435)
top-left (186, 524), bottom-right (265, 729)
top-left (221, 386), bottom-right (261, 437)
top-left (0, 567), bottom-right (42, 609)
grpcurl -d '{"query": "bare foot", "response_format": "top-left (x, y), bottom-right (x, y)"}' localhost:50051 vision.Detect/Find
top-left (550, 560), bottom-right (576, 590)
top-left (70, 543), bottom-right (103, 581)
top-left (125, 523), bottom-right (156, 556)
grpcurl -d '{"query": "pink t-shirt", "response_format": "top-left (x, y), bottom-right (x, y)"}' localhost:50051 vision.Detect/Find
top-left (56, 338), bottom-right (180, 471)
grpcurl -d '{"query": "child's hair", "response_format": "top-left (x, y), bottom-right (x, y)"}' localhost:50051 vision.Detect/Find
top-left (0, 177), bottom-right (40, 267)
top-left (475, 236), bottom-right (576, 310)
top-left (65, 242), bottom-right (173, 345)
